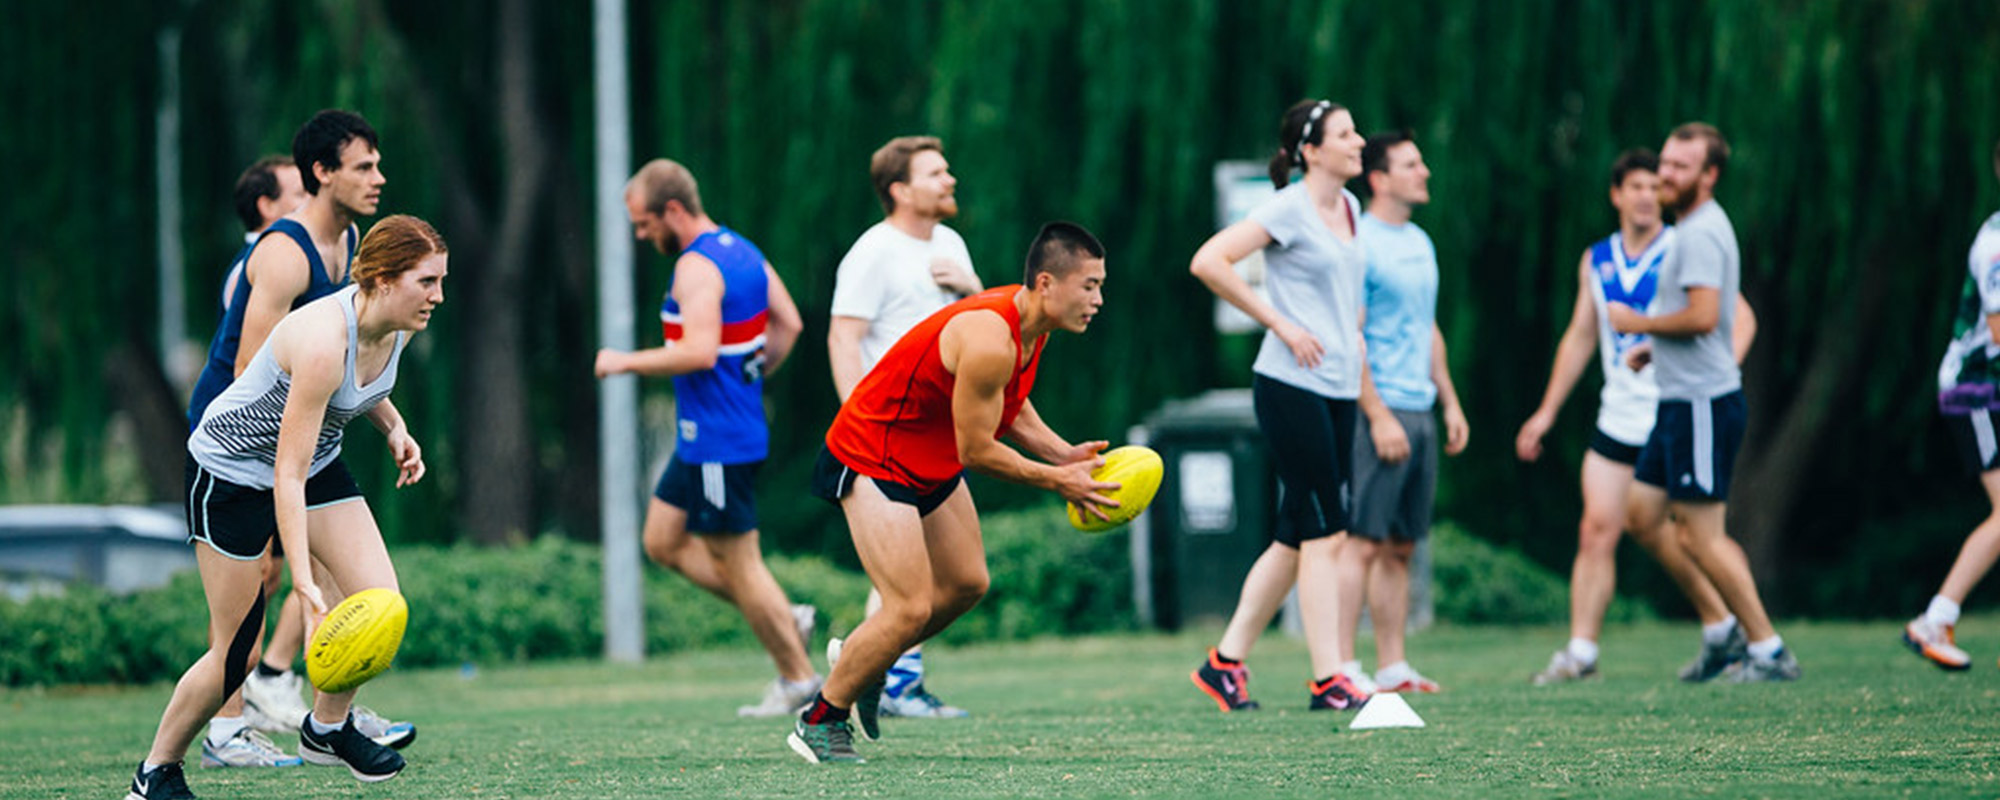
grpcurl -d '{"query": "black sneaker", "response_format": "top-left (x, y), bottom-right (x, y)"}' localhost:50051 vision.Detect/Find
top-left (1190, 648), bottom-right (1260, 712)
top-left (854, 673), bottom-right (886, 742)
top-left (299, 713), bottom-right (405, 782)
top-left (1679, 623), bottom-right (1748, 682)
top-left (126, 761), bottom-right (196, 800)
top-left (1307, 674), bottom-right (1370, 711)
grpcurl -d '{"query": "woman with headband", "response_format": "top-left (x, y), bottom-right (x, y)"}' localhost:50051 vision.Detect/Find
top-left (1187, 100), bottom-right (1375, 714)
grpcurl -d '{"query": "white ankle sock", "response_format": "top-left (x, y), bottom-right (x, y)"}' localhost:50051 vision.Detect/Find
top-left (308, 714), bottom-right (344, 736)
top-left (1701, 615), bottom-right (1739, 644)
top-left (1926, 595), bottom-right (1962, 627)
top-left (1747, 635), bottom-right (1784, 661)
top-left (1566, 638), bottom-right (1599, 665)
top-left (1338, 660), bottom-right (1366, 677)
top-left (206, 715), bottom-right (248, 747)
top-left (141, 762), bottom-right (166, 775)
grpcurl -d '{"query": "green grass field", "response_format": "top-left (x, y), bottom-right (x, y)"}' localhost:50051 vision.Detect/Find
top-left (7, 617), bottom-right (2000, 799)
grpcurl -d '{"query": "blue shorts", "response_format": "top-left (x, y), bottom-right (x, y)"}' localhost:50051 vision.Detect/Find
top-left (1634, 390), bottom-right (1745, 501)
top-left (653, 455), bottom-right (761, 534)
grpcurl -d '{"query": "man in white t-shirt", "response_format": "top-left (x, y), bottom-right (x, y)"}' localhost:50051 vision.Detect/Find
top-left (826, 135), bottom-right (983, 718)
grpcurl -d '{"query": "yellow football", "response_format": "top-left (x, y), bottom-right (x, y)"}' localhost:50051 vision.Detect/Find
top-left (307, 587), bottom-right (408, 694)
top-left (1067, 445), bottom-right (1164, 533)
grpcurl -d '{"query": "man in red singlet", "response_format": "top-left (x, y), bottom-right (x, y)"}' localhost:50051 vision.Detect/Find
top-left (786, 222), bottom-right (1121, 764)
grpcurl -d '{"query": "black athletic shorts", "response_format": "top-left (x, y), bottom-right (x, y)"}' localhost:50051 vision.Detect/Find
top-left (810, 446), bottom-right (962, 517)
top-left (1634, 390), bottom-right (1746, 502)
top-left (1588, 428), bottom-right (1644, 466)
top-left (1944, 407), bottom-right (2000, 475)
top-left (1252, 374), bottom-right (1355, 546)
top-left (184, 454), bottom-right (363, 560)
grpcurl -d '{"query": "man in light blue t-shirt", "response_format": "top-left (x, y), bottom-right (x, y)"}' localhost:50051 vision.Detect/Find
top-left (1608, 122), bottom-right (1798, 682)
top-left (1341, 130), bottom-right (1470, 695)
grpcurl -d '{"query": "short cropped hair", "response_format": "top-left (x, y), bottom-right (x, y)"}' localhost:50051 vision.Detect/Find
top-left (1609, 148), bottom-right (1660, 187)
top-left (1670, 122), bottom-right (1730, 174)
top-left (1361, 129), bottom-right (1417, 180)
top-left (292, 110), bottom-right (379, 194)
top-left (870, 136), bottom-right (944, 216)
top-left (626, 159), bottom-right (704, 218)
top-left (233, 155), bottom-right (293, 232)
top-left (1022, 221), bottom-right (1105, 287)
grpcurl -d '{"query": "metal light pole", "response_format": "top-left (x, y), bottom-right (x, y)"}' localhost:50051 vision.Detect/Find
top-left (594, 0), bottom-right (643, 663)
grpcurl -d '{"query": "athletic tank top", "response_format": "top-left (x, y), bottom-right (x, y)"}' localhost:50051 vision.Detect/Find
top-left (664, 227), bottom-right (770, 463)
top-left (825, 286), bottom-right (1044, 493)
top-left (1588, 228), bottom-right (1670, 446)
top-left (187, 286), bottom-right (406, 488)
top-left (188, 219), bottom-right (357, 428)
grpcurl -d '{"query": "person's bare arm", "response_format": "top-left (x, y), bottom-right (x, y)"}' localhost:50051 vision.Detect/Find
top-left (944, 312), bottom-right (1117, 516)
top-left (761, 262), bottom-right (803, 376)
top-left (235, 236), bottom-right (313, 376)
top-left (1731, 293), bottom-right (1757, 364)
top-left (1517, 254), bottom-right (1598, 462)
top-left (828, 316), bottom-right (872, 401)
top-left (595, 253), bottom-right (724, 378)
top-left (1190, 219), bottom-right (1325, 368)
top-left (1609, 286), bottom-right (1720, 338)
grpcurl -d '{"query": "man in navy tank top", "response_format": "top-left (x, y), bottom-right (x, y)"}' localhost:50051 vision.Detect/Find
top-left (594, 159), bottom-right (820, 718)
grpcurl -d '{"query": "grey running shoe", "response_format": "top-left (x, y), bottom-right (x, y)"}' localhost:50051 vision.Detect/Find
top-left (200, 727), bottom-right (301, 768)
top-left (1531, 649), bottom-right (1599, 686)
top-left (739, 675), bottom-right (824, 717)
top-left (125, 761), bottom-right (196, 800)
top-left (1678, 623), bottom-right (1747, 682)
top-left (880, 681), bottom-right (970, 718)
top-left (1722, 648), bottom-right (1802, 683)
top-left (788, 717), bottom-right (865, 764)
top-left (351, 705), bottom-right (417, 750)
top-left (299, 714), bottom-right (405, 783)
top-left (242, 670), bottom-right (311, 734)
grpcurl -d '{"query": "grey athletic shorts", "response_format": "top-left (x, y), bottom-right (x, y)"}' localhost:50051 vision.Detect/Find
top-left (1350, 408), bottom-right (1437, 542)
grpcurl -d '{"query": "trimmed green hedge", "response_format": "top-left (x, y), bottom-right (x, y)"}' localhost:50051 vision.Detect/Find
top-left (0, 509), bottom-right (1638, 687)
top-left (1432, 521), bottom-right (1655, 626)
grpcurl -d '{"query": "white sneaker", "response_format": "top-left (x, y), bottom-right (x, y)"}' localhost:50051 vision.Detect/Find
top-left (737, 675), bottom-right (824, 717)
top-left (242, 670), bottom-right (311, 734)
top-left (1374, 662), bottom-right (1441, 693)
top-left (352, 705), bottom-right (418, 750)
top-left (200, 727), bottom-right (302, 768)
top-left (1531, 649), bottom-right (1599, 685)
top-left (1339, 663), bottom-right (1379, 695)
top-left (1904, 616), bottom-right (1972, 671)
top-left (792, 604), bottom-right (817, 648)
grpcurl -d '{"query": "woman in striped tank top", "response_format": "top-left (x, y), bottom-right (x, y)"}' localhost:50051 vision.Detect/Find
top-left (128, 216), bottom-right (446, 799)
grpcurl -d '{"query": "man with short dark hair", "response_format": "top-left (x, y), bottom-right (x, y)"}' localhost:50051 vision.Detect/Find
top-left (827, 135), bottom-right (984, 720)
top-left (790, 222), bottom-right (1118, 764)
top-left (595, 158), bottom-right (818, 718)
top-left (1340, 130), bottom-right (1467, 695)
top-left (1608, 122), bottom-right (1799, 682)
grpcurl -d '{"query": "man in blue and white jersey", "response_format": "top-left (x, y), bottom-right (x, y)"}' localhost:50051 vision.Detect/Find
top-left (595, 158), bottom-right (817, 716)
top-left (1518, 149), bottom-right (1756, 685)
top-left (1609, 122), bottom-right (1798, 682)
top-left (1902, 139), bottom-right (2000, 672)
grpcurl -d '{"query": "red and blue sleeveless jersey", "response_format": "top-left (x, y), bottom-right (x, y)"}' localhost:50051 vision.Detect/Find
top-left (664, 227), bottom-right (770, 464)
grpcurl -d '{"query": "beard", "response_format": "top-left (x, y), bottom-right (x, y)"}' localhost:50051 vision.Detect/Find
top-left (1657, 179), bottom-right (1695, 217)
